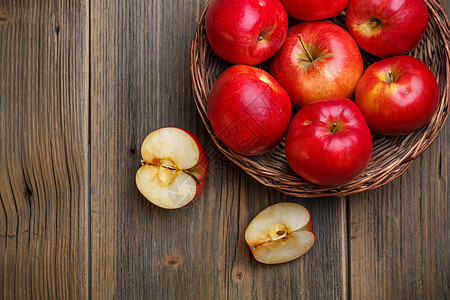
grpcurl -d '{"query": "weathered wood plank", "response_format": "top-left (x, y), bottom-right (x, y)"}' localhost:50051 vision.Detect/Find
top-left (348, 2), bottom-right (450, 297)
top-left (0, 0), bottom-right (89, 298)
top-left (90, 1), bottom-right (347, 298)
top-left (349, 125), bottom-right (448, 299)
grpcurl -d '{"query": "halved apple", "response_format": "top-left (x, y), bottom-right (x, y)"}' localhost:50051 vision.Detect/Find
top-left (135, 127), bottom-right (209, 209)
top-left (245, 202), bottom-right (315, 264)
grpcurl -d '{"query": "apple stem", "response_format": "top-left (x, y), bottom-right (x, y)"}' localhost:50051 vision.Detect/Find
top-left (388, 70), bottom-right (394, 83)
top-left (297, 34), bottom-right (313, 62)
top-left (183, 169), bottom-right (202, 185)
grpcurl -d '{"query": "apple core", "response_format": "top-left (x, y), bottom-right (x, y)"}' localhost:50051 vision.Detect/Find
top-left (268, 224), bottom-right (288, 241)
top-left (158, 166), bottom-right (177, 185)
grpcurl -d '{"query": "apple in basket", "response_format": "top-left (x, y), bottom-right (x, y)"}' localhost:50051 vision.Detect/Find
top-left (355, 55), bottom-right (439, 135)
top-left (205, 0), bottom-right (288, 65)
top-left (285, 98), bottom-right (373, 186)
top-left (346, 0), bottom-right (429, 57)
top-left (135, 127), bottom-right (209, 209)
top-left (207, 65), bottom-right (292, 156)
top-left (245, 202), bottom-right (315, 264)
top-left (280, 0), bottom-right (349, 21)
top-left (270, 21), bottom-right (364, 110)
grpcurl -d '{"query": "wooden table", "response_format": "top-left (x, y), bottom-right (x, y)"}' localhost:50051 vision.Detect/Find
top-left (1, 1), bottom-right (448, 299)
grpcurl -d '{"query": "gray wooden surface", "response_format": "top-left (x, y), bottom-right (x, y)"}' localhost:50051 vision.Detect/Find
top-left (0, 1), bottom-right (89, 298)
top-left (0, 0), bottom-right (448, 299)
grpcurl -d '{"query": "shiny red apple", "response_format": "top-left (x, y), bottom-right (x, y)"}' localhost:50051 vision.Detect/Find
top-left (205, 0), bottom-right (288, 65)
top-left (270, 21), bottom-right (364, 109)
top-left (280, 0), bottom-right (349, 21)
top-left (346, 0), bottom-right (428, 57)
top-left (285, 98), bottom-right (373, 186)
top-left (355, 55), bottom-right (439, 135)
top-left (136, 127), bottom-right (209, 209)
top-left (207, 65), bottom-right (292, 156)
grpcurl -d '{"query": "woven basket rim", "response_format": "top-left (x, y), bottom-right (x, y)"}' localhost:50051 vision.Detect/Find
top-left (190, 0), bottom-right (450, 198)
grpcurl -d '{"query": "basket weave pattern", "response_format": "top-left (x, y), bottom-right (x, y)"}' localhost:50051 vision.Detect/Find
top-left (190, 0), bottom-right (450, 198)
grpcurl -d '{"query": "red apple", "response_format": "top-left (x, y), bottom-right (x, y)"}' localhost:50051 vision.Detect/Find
top-left (346, 0), bottom-right (428, 58)
top-left (135, 127), bottom-right (209, 209)
top-left (270, 21), bottom-right (364, 110)
top-left (205, 0), bottom-right (288, 65)
top-left (280, 0), bottom-right (349, 21)
top-left (355, 55), bottom-right (439, 135)
top-left (285, 98), bottom-right (373, 186)
top-left (245, 202), bottom-right (315, 264)
top-left (207, 65), bottom-right (292, 156)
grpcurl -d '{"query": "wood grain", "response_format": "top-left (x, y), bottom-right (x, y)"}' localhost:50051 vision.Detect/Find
top-left (90, 1), bottom-right (347, 298)
top-left (1, 0), bottom-right (448, 298)
top-left (0, 0), bottom-right (89, 299)
top-left (348, 125), bottom-right (449, 299)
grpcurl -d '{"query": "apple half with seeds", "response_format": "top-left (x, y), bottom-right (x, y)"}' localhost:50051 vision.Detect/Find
top-left (245, 202), bottom-right (315, 264)
top-left (136, 127), bottom-right (209, 209)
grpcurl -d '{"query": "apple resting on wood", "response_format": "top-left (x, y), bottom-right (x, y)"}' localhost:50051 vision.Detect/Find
top-left (245, 202), bottom-right (315, 264)
top-left (346, 0), bottom-right (429, 57)
top-left (355, 55), bottom-right (439, 135)
top-left (205, 0), bottom-right (288, 65)
top-left (285, 98), bottom-right (373, 186)
top-left (270, 21), bottom-right (364, 109)
top-left (136, 127), bottom-right (209, 209)
top-left (280, 0), bottom-right (349, 21)
top-left (207, 65), bottom-right (292, 156)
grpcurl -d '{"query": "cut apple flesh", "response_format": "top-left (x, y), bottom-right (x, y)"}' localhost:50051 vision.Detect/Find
top-left (141, 128), bottom-right (200, 170)
top-left (245, 202), bottom-right (315, 264)
top-left (135, 127), bottom-right (202, 209)
top-left (136, 165), bottom-right (197, 209)
top-left (250, 230), bottom-right (315, 264)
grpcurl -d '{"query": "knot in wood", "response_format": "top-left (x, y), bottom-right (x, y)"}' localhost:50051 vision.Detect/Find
top-left (232, 267), bottom-right (245, 283)
top-left (163, 254), bottom-right (185, 268)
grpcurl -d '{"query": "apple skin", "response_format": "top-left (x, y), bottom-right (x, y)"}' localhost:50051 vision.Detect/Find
top-left (205, 0), bottom-right (288, 65)
top-left (270, 21), bottom-right (364, 110)
top-left (355, 55), bottom-right (439, 135)
top-left (207, 65), bottom-right (292, 156)
top-left (285, 98), bottom-right (373, 186)
top-left (346, 0), bottom-right (428, 58)
top-left (179, 128), bottom-right (209, 200)
top-left (280, 0), bottom-right (349, 21)
top-left (136, 127), bottom-right (209, 209)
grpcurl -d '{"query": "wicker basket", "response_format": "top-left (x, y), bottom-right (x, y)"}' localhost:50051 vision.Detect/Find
top-left (190, 0), bottom-right (450, 198)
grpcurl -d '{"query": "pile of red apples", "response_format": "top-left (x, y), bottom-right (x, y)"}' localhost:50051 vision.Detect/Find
top-left (135, 0), bottom-right (439, 264)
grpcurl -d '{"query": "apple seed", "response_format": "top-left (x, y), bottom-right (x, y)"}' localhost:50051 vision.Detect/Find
top-left (268, 224), bottom-right (288, 241)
